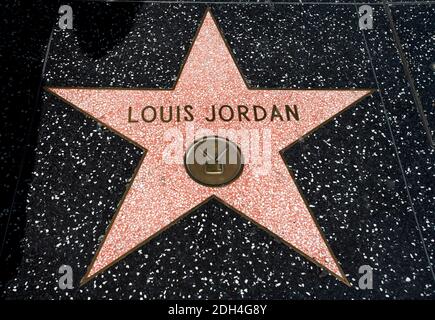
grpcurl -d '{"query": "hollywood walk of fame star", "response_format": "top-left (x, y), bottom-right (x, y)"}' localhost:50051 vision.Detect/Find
top-left (46, 9), bottom-right (373, 285)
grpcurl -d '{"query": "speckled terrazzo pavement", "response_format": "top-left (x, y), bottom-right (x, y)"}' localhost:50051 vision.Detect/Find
top-left (2, 2), bottom-right (434, 299)
top-left (390, 3), bottom-right (435, 270)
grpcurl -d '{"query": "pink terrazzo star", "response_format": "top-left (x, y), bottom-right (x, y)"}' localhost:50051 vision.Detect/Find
top-left (47, 10), bottom-right (372, 285)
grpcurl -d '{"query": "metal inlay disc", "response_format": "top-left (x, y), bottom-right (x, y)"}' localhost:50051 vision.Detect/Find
top-left (184, 136), bottom-right (244, 187)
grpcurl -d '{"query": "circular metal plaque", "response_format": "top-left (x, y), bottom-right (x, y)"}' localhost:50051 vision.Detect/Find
top-left (184, 136), bottom-right (244, 187)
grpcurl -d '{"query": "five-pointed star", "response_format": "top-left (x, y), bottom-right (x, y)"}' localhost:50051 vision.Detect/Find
top-left (47, 10), bottom-right (372, 285)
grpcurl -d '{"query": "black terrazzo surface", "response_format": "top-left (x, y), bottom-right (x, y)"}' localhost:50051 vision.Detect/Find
top-left (0, 0), bottom-right (60, 287)
top-left (389, 2), bottom-right (435, 274)
top-left (1, 2), bottom-right (434, 299)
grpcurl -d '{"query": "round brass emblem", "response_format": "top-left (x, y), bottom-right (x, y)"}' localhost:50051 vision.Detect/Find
top-left (184, 136), bottom-right (244, 187)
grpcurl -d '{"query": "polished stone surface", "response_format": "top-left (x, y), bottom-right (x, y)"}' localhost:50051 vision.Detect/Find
top-left (1, 1), bottom-right (434, 299)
